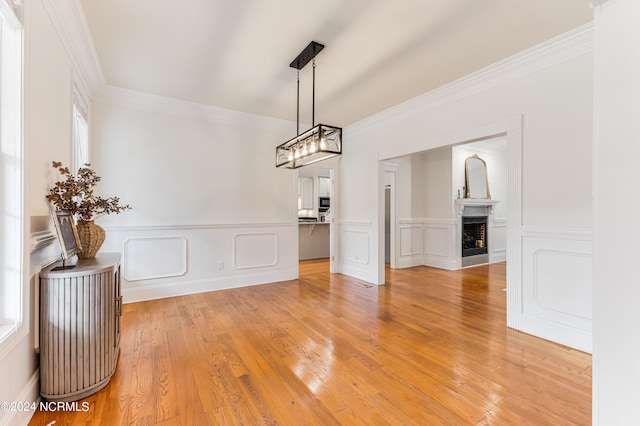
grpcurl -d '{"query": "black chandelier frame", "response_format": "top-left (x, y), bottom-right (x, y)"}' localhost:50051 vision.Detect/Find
top-left (276, 41), bottom-right (342, 169)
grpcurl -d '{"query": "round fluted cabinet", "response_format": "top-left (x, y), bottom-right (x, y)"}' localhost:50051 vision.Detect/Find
top-left (39, 253), bottom-right (122, 401)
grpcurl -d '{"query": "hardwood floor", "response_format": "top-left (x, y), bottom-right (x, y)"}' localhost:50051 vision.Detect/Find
top-left (29, 260), bottom-right (591, 425)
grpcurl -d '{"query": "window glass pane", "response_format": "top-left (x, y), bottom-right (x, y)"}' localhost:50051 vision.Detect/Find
top-left (72, 103), bottom-right (89, 171)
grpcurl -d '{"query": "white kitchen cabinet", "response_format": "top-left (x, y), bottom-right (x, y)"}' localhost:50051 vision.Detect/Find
top-left (318, 177), bottom-right (331, 197)
top-left (298, 177), bottom-right (314, 209)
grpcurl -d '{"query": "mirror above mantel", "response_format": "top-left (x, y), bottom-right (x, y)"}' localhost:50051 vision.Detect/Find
top-left (465, 154), bottom-right (491, 199)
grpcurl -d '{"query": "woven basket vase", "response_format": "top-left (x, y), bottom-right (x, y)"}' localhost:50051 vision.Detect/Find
top-left (76, 221), bottom-right (106, 259)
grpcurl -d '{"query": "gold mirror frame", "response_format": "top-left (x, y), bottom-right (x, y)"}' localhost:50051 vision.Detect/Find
top-left (465, 154), bottom-right (491, 199)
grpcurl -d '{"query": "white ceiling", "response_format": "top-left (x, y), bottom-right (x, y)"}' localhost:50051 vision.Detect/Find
top-left (79, 0), bottom-right (592, 127)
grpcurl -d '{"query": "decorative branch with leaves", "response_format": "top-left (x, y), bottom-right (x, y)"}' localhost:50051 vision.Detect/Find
top-left (46, 161), bottom-right (132, 222)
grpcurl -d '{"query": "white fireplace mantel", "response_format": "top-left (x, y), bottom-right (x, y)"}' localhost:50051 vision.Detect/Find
top-left (454, 198), bottom-right (500, 216)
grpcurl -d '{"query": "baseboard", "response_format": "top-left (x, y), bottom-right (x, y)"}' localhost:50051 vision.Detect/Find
top-left (123, 269), bottom-right (297, 303)
top-left (423, 255), bottom-right (458, 271)
top-left (340, 262), bottom-right (376, 285)
top-left (518, 315), bottom-right (592, 354)
top-left (491, 250), bottom-right (507, 263)
top-left (0, 370), bottom-right (40, 426)
top-left (397, 254), bottom-right (424, 269)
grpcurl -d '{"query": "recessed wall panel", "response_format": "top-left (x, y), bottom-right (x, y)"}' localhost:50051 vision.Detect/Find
top-left (534, 250), bottom-right (592, 319)
top-left (342, 230), bottom-right (369, 264)
top-left (233, 233), bottom-right (277, 269)
top-left (124, 236), bottom-right (187, 281)
top-left (522, 230), bottom-right (593, 341)
top-left (424, 226), bottom-right (449, 257)
top-left (400, 226), bottom-right (423, 256)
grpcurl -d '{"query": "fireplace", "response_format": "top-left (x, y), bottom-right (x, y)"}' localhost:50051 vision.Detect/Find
top-left (462, 216), bottom-right (488, 258)
top-left (454, 198), bottom-right (499, 268)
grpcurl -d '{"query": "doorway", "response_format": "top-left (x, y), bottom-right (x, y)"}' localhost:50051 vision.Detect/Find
top-left (380, 137), bottom-right (507, 274)
top-left (375, 116), bottom-right (522, 307)
top-left (296, 158), bottom-right (339, 274)
top-left (383, 165), bottom-right (398, 269)
top-left (385, 186), bottom-right (390, 264)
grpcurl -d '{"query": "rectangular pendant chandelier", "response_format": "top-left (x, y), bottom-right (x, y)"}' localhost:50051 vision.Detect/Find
top-left (275, 123), bottom-right (342, 169)
top-left (276, 41), bottom-right (342, 169)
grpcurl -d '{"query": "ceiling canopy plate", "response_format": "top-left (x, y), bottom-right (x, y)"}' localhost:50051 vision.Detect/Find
top-left (290, 41), bottom-right (325, 70)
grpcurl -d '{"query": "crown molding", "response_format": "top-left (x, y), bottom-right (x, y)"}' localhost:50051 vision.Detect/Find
top-left (348, 22), bottom-right (594, 137)
top-left (0, 0), bottom-right (21, 26)
top-left (42, 1), bottom-right (593, 137)
top-left (37, 0), bottom-right (299, 133)
top-left (589, 0), bottom-right (611, 7)
top-left (40, 0), bottom-right (105, 95)
top-left (93, 85), bottom-right (296, 133)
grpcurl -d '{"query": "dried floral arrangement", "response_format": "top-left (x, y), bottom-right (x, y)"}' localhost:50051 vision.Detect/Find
top-left (46, 161), bottom-right (132, 222)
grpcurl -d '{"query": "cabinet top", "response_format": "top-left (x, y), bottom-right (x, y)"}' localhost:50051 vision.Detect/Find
top-left (40, 253), bottom-right (121, 278)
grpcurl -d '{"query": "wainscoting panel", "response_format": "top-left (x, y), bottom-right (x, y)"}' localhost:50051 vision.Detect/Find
top-left (342, 230), bottom-right (369, 264)
top-left (124, 236), bottom-right (187, 281)
top-left (233, 233), bottom-right (277, 269)
top-left (397, 220), bottom-right (422, 268)
top-left (101, 223), bottom-right (296, 303)
top-left (521, 227), bottom-right (592, 352)
top-left (397, 218), bottom-right (458, 270)
top-left (532, 250), bottom-right (591, 318)
top-left (424, 226), bottom-right (449, 257)
top-left (400, 226), bottom-right (423, 256)
top-left (398, 223), bottom-right (424, 268)
top-left (491, 218), bottom-right (507, 262)
top-left (424, 219), bottom-right (457, 270)
top-left (339, 220), bottom-right (374, 283)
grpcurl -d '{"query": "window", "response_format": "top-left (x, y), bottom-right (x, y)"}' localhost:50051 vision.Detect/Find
top-left (0, 2), bottom-right (24, 346)
top-left (72, 85), bottom-right (89, 172)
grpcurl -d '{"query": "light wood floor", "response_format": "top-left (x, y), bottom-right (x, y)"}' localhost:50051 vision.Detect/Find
top-left (29, 260), bottom-right (591, 425)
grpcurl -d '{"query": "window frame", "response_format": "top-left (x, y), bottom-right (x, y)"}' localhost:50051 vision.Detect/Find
top-left (0, 0), bottom-right (25, 356)
top-left (72, 83), bottom-right (89, 172)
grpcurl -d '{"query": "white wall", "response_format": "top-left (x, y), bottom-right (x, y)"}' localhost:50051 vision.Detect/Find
top-left (28, 1), bottom-right (74, 214)
top-left (395, 155), bottom-right (426, 268)
top-left (592, 0), bottom-right (640, 423)
top-left (92, 101), bottom-right (294, 226)
top-left (91, 94), bottom-right (300, 302)
top-left (393, 155), bottom-right (422, 219)
top-left (423, 148), bottom-right (453, 219)
top-left (339, 25), bottom-right (593, 351)
top-left (420, 147), bottom-right (456, 270)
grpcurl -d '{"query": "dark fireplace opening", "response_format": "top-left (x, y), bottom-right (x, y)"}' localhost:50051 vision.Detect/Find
top-left (462, 216), bottom-right (488, 257)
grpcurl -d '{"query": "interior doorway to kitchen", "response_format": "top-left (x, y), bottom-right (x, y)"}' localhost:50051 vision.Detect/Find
top-left (296, 157), bottom-right (339, 273)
